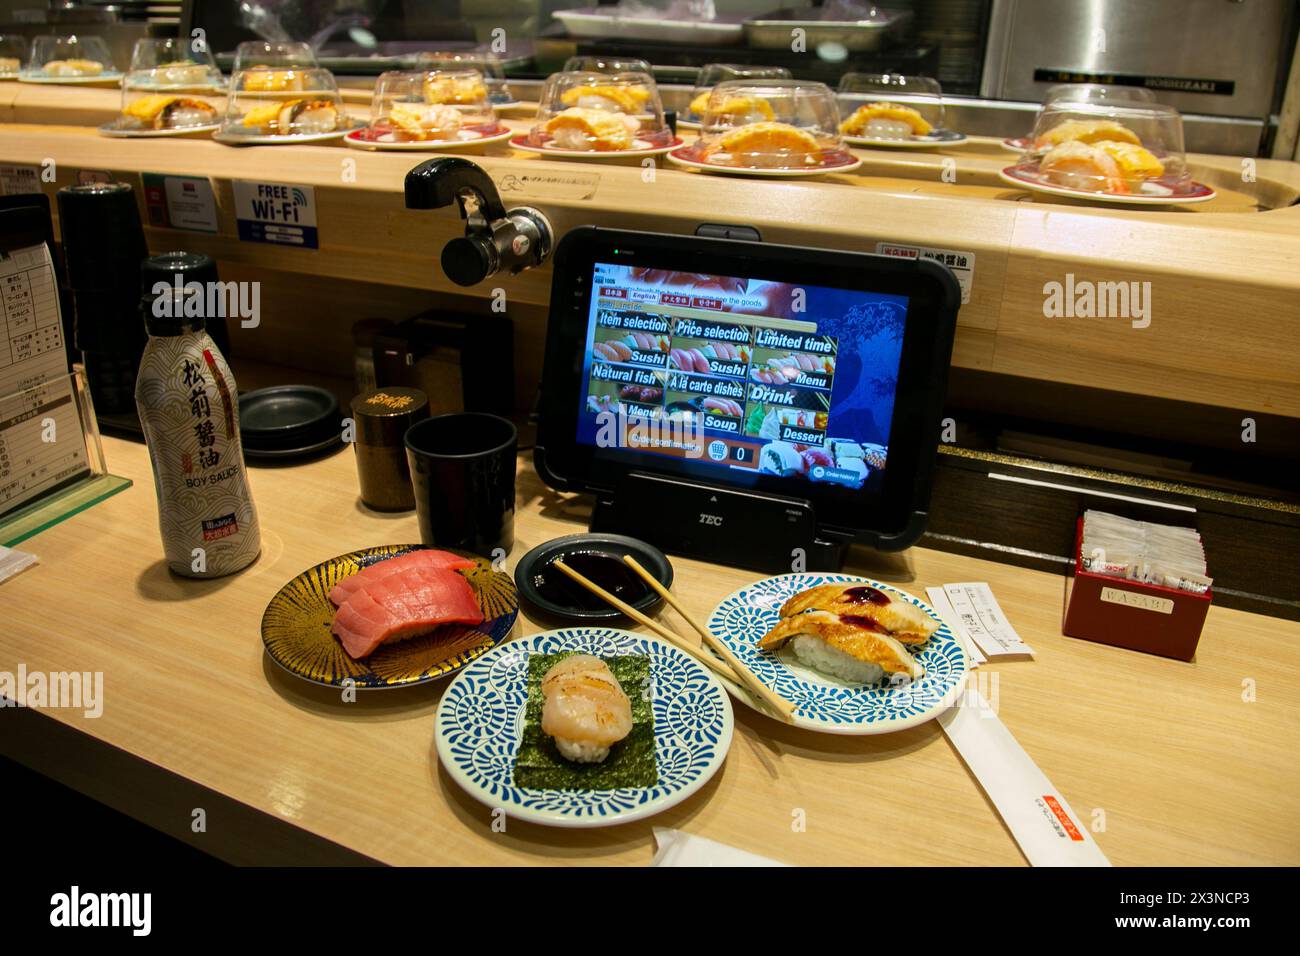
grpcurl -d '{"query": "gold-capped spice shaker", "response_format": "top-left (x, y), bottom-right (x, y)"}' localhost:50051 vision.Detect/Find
top-left (351, 387), bottom-right (429, 511)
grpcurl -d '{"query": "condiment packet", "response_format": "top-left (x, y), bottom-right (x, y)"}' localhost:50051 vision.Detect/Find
top-left (0, 545), bottom-right (37, 585)
top-left (1080, 510), bottom-right (1211, 593)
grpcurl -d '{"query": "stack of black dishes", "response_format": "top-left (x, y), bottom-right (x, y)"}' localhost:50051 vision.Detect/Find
top-left (238, 385), bottom-right (342, 460)
top-left (56, 182), bottom-right (149, 426)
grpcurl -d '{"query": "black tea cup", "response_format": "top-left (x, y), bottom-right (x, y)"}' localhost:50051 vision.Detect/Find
top-left (404, 412), bottom-right (517, 557)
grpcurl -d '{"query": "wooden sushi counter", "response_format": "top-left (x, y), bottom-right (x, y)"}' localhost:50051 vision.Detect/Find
top-left (4, 435), bottom-right (1300, 866)
top-left (2, 84), bottom-right (1300, 420)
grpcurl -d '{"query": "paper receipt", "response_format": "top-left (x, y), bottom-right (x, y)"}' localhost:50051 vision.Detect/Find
top-left (942, 582), bottom-right (1033, 658)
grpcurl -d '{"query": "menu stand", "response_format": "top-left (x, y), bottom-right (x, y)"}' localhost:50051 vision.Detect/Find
top-left (0, 201), bottom-right (132, 547)
top-left (590, 470), bottom-right (851, 574)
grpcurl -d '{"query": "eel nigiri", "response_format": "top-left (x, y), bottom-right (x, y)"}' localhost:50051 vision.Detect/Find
top-left (540, 654), bottom-right (633, 763)
top-left (759, 610), bottom-right (924, 683)
top-left (777, 583), bottom-right (938, 644)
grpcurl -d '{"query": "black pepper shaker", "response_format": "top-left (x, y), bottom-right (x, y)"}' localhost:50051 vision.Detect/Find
top-left (351, 387), bottom-right (429, 511)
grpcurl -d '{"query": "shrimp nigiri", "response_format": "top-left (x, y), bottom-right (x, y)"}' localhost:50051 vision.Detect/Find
top-left (540, 654), bottom-right (633, 764)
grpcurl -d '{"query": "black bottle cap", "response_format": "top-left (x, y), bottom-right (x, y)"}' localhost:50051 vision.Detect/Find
top-left (140, 252), bottom-right (218, 336)
top-left (140, 251), bottom-right (218, 296)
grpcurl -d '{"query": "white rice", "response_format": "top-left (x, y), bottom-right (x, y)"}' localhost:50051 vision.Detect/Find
top-left (555, 737), bottom-right (610, 763)
top-left (791, 635), bottom-right (885, 684)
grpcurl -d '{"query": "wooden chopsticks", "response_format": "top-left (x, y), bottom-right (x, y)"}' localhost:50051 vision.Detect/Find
top-left (622, 556), bottom-right (796, 722)
top-left (551, 557), bottom-right (796, 723)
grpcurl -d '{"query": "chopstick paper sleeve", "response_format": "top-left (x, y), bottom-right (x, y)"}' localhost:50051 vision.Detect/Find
top-left (939, 690), bottom-right (1111, 867)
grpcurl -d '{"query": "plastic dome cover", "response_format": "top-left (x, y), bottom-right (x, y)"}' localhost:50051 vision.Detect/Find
top-left (413, 50), bottom-right (512, 104)
top-left (127, 37), bottom-right (224, 91)
top-left (685, 63), bottom-right (792, 124)
top-left (1044, 83), bottom-right (1158, 106)
top-left (1017, 98), bottom-right (1191, 195)
top-left (527, 71), bottom-right (673, 151)
top-left (24, 34), bottom-right (118, 78)
top-left (687, 78), bottom-right (852, 169)
top-left (837, 73), bottom-right (946, 141)
top-left (232, 40), bottom-right (318, 72)
top-left (562, 55), bottom-right (652, 76)
top-left (0, 34), bottom-right (27, 74)
top-left (362, 69), bottom-right (502, 143)
top-left (221, 67), bottom-right (351, 137)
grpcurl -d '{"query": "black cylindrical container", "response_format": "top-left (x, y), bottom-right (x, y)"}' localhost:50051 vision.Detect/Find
top-left (57, 182), bottom-right (147, 290)
top-left (351, 387), bottom-right (429, 511)
top-left (405, 412), bottom-right (517, 556)
top-left (56, 182), bottom-right (148, 417)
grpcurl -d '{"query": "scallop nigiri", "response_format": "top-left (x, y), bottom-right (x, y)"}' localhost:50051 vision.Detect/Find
top-left (540, 654), bottom-right (633, 764)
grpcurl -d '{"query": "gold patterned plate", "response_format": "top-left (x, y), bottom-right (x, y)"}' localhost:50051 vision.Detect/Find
top-left (261, 545), bottom-right (518, 689)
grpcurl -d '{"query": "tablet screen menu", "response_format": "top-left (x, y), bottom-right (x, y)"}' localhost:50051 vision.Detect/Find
top-left (575, 262), bottom-right (909, 494)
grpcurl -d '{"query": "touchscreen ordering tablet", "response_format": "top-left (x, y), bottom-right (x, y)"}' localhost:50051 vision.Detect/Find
top-left (537, 227), bottom-right (960, 550)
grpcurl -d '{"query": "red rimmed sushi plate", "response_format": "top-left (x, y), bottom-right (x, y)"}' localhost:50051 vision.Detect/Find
top-left (998, 164), bottom-right (1216, 205)
top-left (707, 573), bottom-right (970, 735)
top-left (666, 143), bottom-right (862, 178)
top-left (261, 544), bottom-right (518, 689)
top-left (343, 123), bottom-right (514, 151)
top-left (508, 134), bottom-right (684, 159)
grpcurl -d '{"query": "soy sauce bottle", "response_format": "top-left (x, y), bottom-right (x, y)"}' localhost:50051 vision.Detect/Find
top-left (134, 253), bottom-right (260, 577)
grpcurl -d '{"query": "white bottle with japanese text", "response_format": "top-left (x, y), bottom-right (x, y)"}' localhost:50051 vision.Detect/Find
top-left (134, 270), bottom-right (260, 577)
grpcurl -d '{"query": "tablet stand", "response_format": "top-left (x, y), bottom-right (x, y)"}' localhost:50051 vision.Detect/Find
top-left (589, 471), bottom-right (851, 574)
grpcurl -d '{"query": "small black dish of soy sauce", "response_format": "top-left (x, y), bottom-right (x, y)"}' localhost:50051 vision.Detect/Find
top-left (514, 533), bottom-right (673, 625)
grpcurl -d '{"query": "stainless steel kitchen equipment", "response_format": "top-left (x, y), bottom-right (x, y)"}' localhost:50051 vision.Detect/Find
top-left (981, 0), bottom-right (1295, 120)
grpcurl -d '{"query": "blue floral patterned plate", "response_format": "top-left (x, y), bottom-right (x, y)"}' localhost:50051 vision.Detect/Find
top-left (435, 628), bottom-right (734, 828)
top-left (709, 573), bottom-right (968, 735)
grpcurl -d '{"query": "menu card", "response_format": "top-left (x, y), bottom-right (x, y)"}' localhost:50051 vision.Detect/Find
top-left (0, 243), bottom-right (87, 518)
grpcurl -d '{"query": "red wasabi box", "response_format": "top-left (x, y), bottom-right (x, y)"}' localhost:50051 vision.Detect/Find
top-left (1063, 517), bottom-right (1212, 662)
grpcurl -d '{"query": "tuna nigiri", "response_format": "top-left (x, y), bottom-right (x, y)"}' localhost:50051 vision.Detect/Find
top-left (329, 548), bottom-right (476, 606)
top-left (330, 564), bottom-right (483, 660)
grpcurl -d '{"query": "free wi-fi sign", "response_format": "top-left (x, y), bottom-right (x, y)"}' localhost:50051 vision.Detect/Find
top-left (232, 180), bottom-right (319, 249)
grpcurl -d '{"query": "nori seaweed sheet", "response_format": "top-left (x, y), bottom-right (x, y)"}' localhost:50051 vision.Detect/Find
top-left (513, 653), bottom-right (658, 790)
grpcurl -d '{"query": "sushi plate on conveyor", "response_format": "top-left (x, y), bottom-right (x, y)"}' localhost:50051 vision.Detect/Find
top-left (261, 545), bottom-right (518, 689)
top-left (435, 628), bottom-right (734, 827)
top-left (708, 573), bottom-right (969, 735)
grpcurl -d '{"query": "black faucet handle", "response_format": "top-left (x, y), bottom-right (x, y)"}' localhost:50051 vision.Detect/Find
top-left (404, 157), bottom-right (508, 222)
